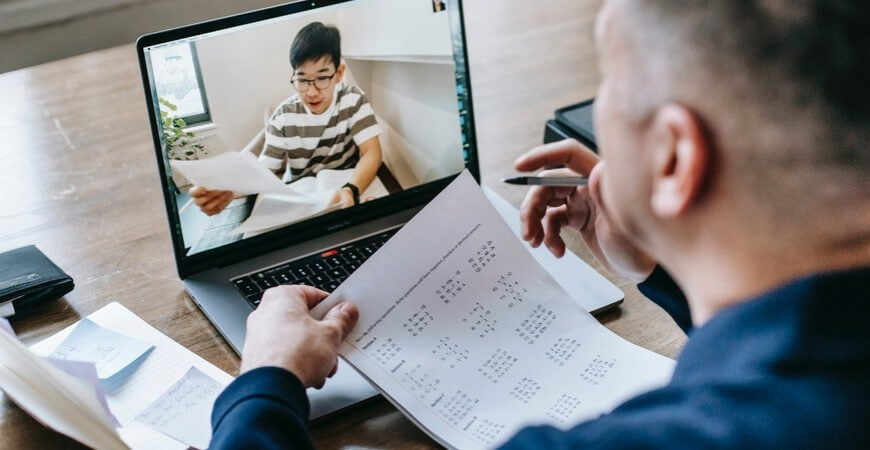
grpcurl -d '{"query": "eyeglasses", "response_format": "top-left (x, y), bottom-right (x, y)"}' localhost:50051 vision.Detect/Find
top-left (291, 73), bottom-right (336, 92)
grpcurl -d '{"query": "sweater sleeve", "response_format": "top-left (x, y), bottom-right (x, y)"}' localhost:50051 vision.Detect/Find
top-left (637, 266), bottom-right (693, 333)
top-left (210, 366), bottom-right (314, 450)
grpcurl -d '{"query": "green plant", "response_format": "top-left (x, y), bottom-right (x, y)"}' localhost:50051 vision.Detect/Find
top-left (158, 97), bottom-right (206, 160)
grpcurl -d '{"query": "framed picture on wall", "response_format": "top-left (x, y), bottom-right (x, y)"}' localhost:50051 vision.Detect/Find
top-left (432, 0), bottom-right (446, 13)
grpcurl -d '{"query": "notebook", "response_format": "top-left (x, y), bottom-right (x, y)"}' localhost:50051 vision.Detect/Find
top-left (23, 302), bottom-right (234, 449)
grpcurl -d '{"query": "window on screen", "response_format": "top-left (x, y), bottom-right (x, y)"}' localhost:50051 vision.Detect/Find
top-left (150, 42), bottom-right (211, 127)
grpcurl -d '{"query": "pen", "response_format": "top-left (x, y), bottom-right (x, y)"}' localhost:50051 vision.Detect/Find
top-left (502, 176), bottom-right (589, 186)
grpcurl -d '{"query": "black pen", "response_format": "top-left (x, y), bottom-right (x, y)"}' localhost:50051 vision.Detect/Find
top-left (502, 176), bottom-right (589, 186)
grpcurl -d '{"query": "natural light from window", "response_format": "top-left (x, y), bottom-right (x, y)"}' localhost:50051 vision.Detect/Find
top-left (150, 42), bottom-right (207, 121)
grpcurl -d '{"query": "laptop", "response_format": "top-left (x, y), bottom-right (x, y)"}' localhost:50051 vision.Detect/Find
top-left (136, 0), bottom-right (619, 420)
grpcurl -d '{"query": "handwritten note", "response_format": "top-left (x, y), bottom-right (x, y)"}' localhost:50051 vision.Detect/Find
top-left (49, 319), bottom-right (153, 383)
top-left (134, 366), bottom-right (224, 449)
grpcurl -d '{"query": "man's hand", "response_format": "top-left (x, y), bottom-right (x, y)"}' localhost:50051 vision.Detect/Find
top-left (190, 186), bottom-right (234, 216)
top-left (240, 285), bottom-right (359, 388)
top-left (329, 187), bottom-right (356, 209)
top-left (514, 139), bottom-right (656, 282)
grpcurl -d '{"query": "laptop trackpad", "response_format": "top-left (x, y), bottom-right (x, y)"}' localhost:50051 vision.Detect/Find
top-left (308, 359), bottom-right (378, 419)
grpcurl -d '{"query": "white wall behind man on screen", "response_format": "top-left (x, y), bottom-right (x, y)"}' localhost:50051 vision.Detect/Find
top-left (193, 0), bottom-right (463, 188)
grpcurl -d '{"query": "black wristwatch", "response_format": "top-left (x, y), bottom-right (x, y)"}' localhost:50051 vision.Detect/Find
top-left (342, 182), bottom-right (360, 205)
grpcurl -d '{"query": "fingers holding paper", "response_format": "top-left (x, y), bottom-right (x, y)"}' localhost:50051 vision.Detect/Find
top-left (240, 285), bottom-right (358, 389)
top-left (190, 186), bottom-right (234, 216)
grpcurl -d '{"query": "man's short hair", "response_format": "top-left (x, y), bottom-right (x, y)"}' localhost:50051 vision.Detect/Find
top-left (290, 22), bottom-right (341, 70)
top-left (625, 0), bottom-right (870, 178)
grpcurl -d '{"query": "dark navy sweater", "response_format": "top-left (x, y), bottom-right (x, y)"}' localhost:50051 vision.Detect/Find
top-left (210, 266), bottom-right (870, 449)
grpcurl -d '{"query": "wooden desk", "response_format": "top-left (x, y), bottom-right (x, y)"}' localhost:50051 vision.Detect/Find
top-left (0, 0), bottom-right (686, 448)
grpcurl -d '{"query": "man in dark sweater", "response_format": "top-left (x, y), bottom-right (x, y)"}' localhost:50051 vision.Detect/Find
top-left (210, 0), bottom-right (870, 448)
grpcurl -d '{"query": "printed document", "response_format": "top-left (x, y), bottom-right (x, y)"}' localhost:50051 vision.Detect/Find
top-left (312, 171), bottom-right (675, 449)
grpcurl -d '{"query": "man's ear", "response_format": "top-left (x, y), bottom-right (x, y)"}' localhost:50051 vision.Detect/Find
top-left (649, 104), bottom-right (711, 219)
top-left (335, 62), bottom-right (346, 82)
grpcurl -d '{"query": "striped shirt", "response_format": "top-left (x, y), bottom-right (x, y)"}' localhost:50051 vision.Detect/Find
top-left (259, 82), bottom-right (381, 183)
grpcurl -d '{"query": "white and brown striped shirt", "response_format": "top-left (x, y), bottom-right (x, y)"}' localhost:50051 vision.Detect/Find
top-left (259, 83), bottom-right (381, 183)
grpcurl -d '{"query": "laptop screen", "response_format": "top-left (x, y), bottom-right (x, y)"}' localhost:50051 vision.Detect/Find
top-left (139, 0), bottom-right (476, 261)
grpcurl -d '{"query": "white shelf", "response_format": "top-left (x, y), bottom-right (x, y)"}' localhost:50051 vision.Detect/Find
top-left (344, 54), bottom-right (454, 66)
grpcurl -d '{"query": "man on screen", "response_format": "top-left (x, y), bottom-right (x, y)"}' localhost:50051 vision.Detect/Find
top-left (192, 21), bottom-right (384, 214)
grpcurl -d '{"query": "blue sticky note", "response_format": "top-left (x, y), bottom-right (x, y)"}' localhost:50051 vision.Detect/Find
top-left (49, 319), bottom-right (154, 383)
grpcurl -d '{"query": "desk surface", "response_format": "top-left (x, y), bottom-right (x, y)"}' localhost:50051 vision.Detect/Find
top-left (0, 0), bottom-right (686, 448)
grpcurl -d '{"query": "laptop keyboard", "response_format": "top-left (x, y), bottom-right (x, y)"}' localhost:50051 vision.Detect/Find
top-left (230, 228), bottom-right (399, 309)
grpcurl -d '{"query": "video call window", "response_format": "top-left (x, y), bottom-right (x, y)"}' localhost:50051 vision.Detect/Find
top-left (143, 0), bottom-right (468, 256)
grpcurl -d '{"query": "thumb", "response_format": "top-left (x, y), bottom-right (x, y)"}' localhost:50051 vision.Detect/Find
top-left (321, 302), bottom-right (359, 341)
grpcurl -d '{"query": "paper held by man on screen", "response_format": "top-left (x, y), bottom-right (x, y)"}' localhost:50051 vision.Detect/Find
top-left (235, 168), bottom-right (389, 235)
top-left (169, 151), bottom-right (318, 201)
top-left (311, 171), bottom-right (675, 449)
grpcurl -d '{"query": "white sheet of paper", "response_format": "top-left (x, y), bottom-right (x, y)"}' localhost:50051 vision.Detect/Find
top-left (134, 366), bottom-right (223, 450)
top-left (0, 301), bottom-right (14, 317)
top-left (311, 171), bottom-right (675, 449)
top-left (49, 318), bottom-right (154, 382)
top-left (236, 168), bottom-right (390, 234)
top-left (0, 318), bottom-right (128, 450)
top-left (169, 152), bottom-right (317, 200)
top-left (30, 303), bottom-right (234, 450)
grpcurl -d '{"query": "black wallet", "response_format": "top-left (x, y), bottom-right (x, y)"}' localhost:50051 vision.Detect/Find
top-left (0, 245), bottom-right (74, 317)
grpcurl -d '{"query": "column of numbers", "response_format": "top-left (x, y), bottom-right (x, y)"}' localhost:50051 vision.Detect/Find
top-left (493, 272), bottom-right (528, 307)
top-left (462, 302), bottom-right (497, 338)
top-left (437, 390), bottom-right (479, 426)
top-left (545, 394), bottom-right (582, 424)
top-left (477, 348), bottom-right (518, 384)
top-left (580, 355), bottom-right (615, 385)
top-left (468, 240), bottom-right (496, 272)
top-left (372, 337), bottom-right (402, 367)
top-left (401, 363), bottom-right (442, 400)
top-left (431, 336), bottom-right (470, 369)
top-left (516, 304), bottom-right (556, 344)
top-left (402, 304), bottom-right (433, 337)
top-left (509, 377), bottom-right (541, 403)
top-left (471, 418), bottom-right (506, 446)
top-left (435, 271), bottom-right (467, 304)
top-left (545, 337), bottom-right (580, 366)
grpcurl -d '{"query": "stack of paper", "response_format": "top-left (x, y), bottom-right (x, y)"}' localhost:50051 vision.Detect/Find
top-left (0, 319), bottom-right (128, 450)
top-left (236, 168), bottom-right (390, 234)
top-left (0, 303), bottom-right (234, 449)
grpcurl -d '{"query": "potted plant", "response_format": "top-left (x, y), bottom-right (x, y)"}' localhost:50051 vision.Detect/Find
top-left (158, 97), bottom-right (208, 160)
